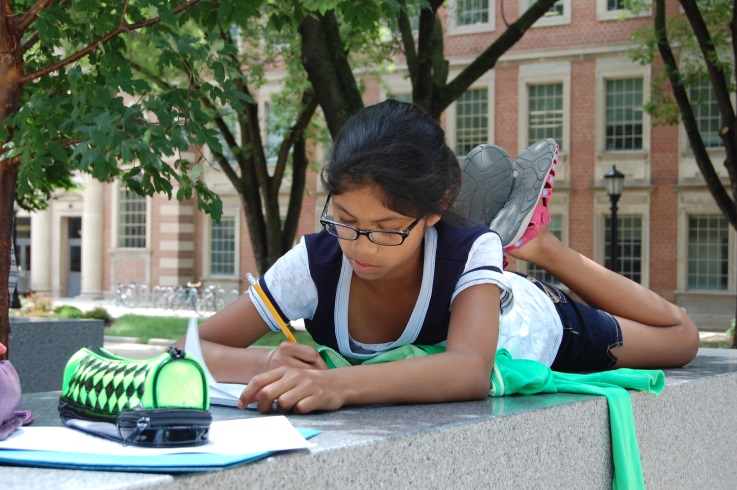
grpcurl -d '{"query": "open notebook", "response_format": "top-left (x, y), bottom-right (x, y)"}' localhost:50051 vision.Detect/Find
top-left (184, 318), bottom-right (248, 407)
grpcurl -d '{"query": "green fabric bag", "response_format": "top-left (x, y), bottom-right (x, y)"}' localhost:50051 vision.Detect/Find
top-left (317, 344), bottom-right (664, 490)
top-left (59, 346), bottom-right (212, 447)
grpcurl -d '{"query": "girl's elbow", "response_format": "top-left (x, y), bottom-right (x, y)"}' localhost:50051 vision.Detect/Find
top-left (467, 359), bottom-right (492, 399)
top-left (470, 377), bottom-right (491, 400)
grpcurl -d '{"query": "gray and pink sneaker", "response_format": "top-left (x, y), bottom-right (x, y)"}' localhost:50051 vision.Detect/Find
top-left (490, 139), bottom-right (558, 250)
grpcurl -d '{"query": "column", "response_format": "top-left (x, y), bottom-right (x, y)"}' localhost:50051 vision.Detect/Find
top-left (30, 208), bottom-right (52, 294)
top-left (79, 176), bottom-right (104, 299)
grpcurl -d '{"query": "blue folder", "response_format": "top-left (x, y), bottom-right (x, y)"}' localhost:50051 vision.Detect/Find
top-left (0, 428), bottom-right (321, 473)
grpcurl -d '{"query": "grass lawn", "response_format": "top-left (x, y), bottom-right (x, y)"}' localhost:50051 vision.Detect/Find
top-left (105, 314), bottom-right (317, 347)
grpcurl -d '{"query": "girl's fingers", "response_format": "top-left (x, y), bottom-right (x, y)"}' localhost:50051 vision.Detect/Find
top-left (269, 342), bottom-right (328, 371)
top-left (237, 367), bottom-right (337, 414)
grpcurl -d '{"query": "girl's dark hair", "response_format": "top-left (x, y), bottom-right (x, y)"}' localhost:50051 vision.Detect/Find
top-left (320, 100), bottom-right (463, 224)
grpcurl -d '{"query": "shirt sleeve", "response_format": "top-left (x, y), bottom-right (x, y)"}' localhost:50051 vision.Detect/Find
top-left (452, 232), bottom-right (513, 314)
top-left (247, 237), bottom-right (318, 333)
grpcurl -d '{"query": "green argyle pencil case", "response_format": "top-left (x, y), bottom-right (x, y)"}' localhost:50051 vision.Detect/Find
top-left (58, 346), bottom-right (212, 447)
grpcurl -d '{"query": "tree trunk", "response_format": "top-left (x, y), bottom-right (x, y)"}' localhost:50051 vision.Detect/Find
top-left (411, 0), bottom-right (560, 119)
top-left (732, 293), bottom-right (737, 349)
top-left (299, 12), bottom-right (363, 138)
top-left (0, 1), bottom-right (24, 359)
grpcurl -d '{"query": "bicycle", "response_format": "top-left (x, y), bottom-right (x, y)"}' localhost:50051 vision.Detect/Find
top-left (196, 285), bottom-right (226, 314)
top-left (112, 282), bottom-right (138, 308)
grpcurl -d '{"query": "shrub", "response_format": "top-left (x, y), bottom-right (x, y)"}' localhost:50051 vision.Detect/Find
top-left (83, 307), bottom-right (114, 326)
top-left (20, 292), bottom-right (54, 316)
top-left (54, 305), bottom-right (84, 318)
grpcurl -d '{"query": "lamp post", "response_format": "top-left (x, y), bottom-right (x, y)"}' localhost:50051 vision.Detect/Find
top-left (604, 165), bottom-right (625, 274)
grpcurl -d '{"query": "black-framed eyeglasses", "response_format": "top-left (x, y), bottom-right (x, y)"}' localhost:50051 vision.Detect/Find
top-left (319, 195), bottom-right (423, 246)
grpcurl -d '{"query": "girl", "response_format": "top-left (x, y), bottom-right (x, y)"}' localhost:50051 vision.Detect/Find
top-left (177, 100), bottom-right (698, 414)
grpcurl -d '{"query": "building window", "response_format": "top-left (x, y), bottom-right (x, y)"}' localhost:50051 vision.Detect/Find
top-left (689, 76), bottom-right (723, 148)
top-left (455, 88), bottom-right (489, 157)
top-left (215, 109), bottom-right (239, 166)
top-left (528, 83), bottom-right (563, 149)
top-left (265, 102), bottom-right (281, 163)
top-left (531, 0), bottom-right (564, 16)
top-left (389, 93), bottom-right (413, 103)
top-left (607, 0), bottom-right (625, 10)
top-left (527, 214), bottom-right (562, 285)
top-left (605, 214), bottom-right (642, 283)
top-left (457, 0), bottom-right (490, 26)
top-left (118, 188), bottom-right (146, 248)
top-left (605, 78), bottom-right (644, 151)
top-left (210, 216), bottom-right (236, 276)
top-left (688, 214), bottom-right (729, 290)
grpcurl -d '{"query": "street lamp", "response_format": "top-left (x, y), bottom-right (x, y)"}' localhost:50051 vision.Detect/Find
top-left (604, 165), bottom-right (625, 274)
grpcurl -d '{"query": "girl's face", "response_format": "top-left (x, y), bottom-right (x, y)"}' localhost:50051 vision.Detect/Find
top-left (329, 187), bottom-right (440, 282)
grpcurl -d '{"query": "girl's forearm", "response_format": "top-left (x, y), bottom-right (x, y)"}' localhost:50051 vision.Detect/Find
top-left (334, 351), bottom-right (492, 406)
top-left (172, 336), bottom-right (269, 384)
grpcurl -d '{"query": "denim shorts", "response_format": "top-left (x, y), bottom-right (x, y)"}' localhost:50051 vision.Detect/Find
top-left (512, 272), bottom-right (624, 372)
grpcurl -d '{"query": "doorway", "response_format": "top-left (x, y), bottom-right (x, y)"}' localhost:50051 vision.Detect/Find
top-left (66, 217), bottom-right (82, 297)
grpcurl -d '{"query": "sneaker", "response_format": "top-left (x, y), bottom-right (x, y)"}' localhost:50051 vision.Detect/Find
top-left (489, 139), bottom-right (558, 248)
top-left (456, 144), bottom-right (514, 227)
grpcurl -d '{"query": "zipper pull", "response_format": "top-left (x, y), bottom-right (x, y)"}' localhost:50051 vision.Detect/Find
top-left (167, 346), bottom-right (185, 359)
top-left (122, 416), bottom-right (151, 446)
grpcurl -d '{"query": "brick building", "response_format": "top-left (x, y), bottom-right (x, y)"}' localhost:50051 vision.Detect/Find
top-left (15, 0), bottom-right (735, 328)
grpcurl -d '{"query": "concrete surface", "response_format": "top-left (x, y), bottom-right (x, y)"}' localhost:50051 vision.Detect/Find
top-left (8, 317), bottom-right (104, 393)
top-left (5, 348), bottom-right (737, 490)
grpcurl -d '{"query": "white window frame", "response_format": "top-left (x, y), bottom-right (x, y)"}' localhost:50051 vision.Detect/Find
top-left (520, 0), bottom-right (571, 27)
top-left (258, 81), bottom-right (284, 171)
top-left (380, 70), bottom-right (413, 104)
top-left (202, 211), bottom-right (240, 280)
top-left (594, 189), bottom-right (651, 288)
top-left (676, 192), bottom-right (736, 293)
top-left (594, 58), bottom-right (651, 185)
top-left (679, 73), bottom-right (732, 183)
top-left (445, 70), bottom-right (495, 159)
top-left (518, 62), bottom-right (571, 183)
top-left (112, 181), bottom-right (151, 251)
top-left (447, 0), bottom-right (496, 35)
top-left (596, 0), bottom-right (651, 21)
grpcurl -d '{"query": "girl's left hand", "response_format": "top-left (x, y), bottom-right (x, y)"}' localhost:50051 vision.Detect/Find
top-left (238, 367), bottom-right (344, 414)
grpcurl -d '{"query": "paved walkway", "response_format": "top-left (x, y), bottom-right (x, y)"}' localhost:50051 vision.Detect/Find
top-left (52, 297), bottom-right (199, 359)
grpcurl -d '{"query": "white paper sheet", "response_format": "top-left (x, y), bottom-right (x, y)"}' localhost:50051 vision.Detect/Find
top-left (184, 317), bottom-right (249, 407)
top-left (0, 416), bottom-right (314, 456)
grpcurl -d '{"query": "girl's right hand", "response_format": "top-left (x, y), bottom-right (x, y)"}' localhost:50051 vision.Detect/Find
top-left (259, 342), bottom-right (328, 374)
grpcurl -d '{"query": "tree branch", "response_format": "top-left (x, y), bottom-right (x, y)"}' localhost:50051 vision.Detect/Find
top-left (13, 0), bottom-right (53, 33)
top-left (679, 0), bottom-right (735, 126)
top-left (656, 0), bottom-right (737, 228)
top-left (413, 0), bottom-right (443, 105)
top-left (434, 0), bottom-right (558, 114)
top-left (19, 0), bottom-right (202, 84)
top-left (396, 0), bottom-right (418, 82)
top-left (270, 90), bottom-right (318, 194)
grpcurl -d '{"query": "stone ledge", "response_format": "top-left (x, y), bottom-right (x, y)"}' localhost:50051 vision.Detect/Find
top-left (7, 348), bottom-right (737, 490)
top-left (8, 318), bottom-right (104, 393)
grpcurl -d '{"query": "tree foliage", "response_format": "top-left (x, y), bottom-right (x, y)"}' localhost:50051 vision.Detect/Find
top-left (0, 0), bottom-right (563, 357)
top-left (0, 0), bottom-right (262, 355)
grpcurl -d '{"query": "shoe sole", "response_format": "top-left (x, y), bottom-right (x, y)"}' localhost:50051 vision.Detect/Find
top-left (489, 139), bottom-right (557, 247)
top-left (456, 144), bottom-right (514, 227)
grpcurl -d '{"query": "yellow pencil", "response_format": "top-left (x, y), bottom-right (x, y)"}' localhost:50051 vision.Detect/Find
top-left (246, 273), bottom-right (298, 343)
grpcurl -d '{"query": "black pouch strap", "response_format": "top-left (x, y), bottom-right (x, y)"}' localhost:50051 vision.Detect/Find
top-left (59, 400), bottom-right (211, 448)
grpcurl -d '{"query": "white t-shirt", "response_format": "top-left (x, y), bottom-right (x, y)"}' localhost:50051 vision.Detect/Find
top-left (249, 227), bottom-right (562, 366)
